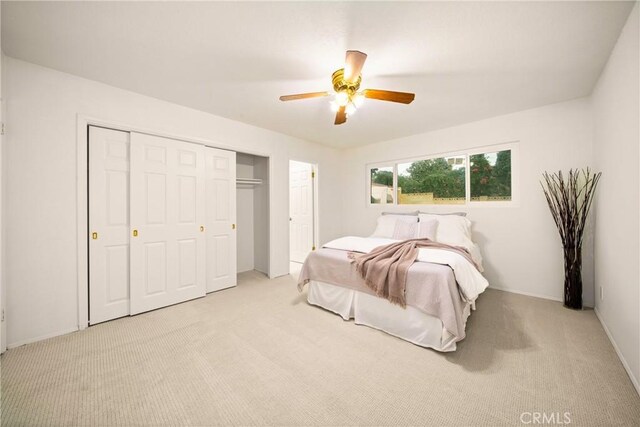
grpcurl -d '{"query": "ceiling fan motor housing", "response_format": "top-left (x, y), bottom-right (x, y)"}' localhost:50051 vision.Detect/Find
top-left (332, 68), bottom-right (361, 95)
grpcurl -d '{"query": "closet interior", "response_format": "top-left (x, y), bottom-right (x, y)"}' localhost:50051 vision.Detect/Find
top-left (235, 153), bottom-right (269, 276)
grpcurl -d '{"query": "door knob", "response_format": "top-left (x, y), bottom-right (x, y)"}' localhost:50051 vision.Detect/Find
top-left (92, 232), bottom-right (98, 240)
top-left (132, 229), bottom-right (138, 237)
top-left (200, 225), bottom-right (205, 232)
top-left (232, 224), bottom-right (236, 230)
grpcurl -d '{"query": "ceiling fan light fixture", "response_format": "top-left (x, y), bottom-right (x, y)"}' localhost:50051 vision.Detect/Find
top-left (345, 103), bottom-right (356, 116)
top-left (330, 101), bottom-right (339, 112)
top-left (335, 91), bottom-right (349, 107)
top-left (353, 92), bottom-right (365, 108)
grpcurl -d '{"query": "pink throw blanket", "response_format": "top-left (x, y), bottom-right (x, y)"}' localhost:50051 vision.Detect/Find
top-left (349, 238), bottom-right (478, 308)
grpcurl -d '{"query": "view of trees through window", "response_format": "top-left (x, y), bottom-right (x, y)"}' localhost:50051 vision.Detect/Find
top-left (470, 150), bottom-right (512, 201)
top-left (370, 166), bottom-right (394, 204)
top-left (397, 157), bottom-right (466, 204)
top-left (369, 147), bottom-right (513, 205)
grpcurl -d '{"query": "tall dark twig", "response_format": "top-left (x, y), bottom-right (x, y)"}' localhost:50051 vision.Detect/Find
top-left (540, 168), bottom-right (601, 309)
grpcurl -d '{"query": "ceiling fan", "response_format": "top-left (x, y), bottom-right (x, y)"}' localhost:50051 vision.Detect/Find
top-left (279, 50), bottom-right (415, 125)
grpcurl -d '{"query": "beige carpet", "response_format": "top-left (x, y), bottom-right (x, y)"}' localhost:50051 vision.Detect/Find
top-left (1, 270), bottom-right (639, 426)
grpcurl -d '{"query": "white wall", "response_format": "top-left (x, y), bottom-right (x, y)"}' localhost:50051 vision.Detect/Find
top-left (591, 4), bottom-right (639, 392)
top-left (236, 187), bottom-right (255, 272)
top-left (340, 98), bottom-right (595, 304)
top-left (236, 154), bottom-right (256, 273)
top-left (2, 57), bottom-right (344, 347)
top-left (253, 156), bottom-right (269, 274)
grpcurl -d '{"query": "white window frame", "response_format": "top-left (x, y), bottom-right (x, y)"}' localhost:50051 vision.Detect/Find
top-left (367, 163), bottom-right (396, 206)
top-left (466, 141), bottom-right (519, 207)
top-left (365, 141), bottom-right (519, 208)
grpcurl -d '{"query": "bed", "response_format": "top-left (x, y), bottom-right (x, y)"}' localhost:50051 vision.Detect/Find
top-left (297, 213), bottom-right (489, 352)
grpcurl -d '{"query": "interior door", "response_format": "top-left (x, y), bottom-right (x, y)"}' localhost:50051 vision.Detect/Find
top-left (205, 147), bottom-right (237, 292)
top-left (289, 160), bottom-right (315, 263)
top-left (89, 126), bottom-right (131, 324)
top-left (129, 132), bottom-right (206, 315)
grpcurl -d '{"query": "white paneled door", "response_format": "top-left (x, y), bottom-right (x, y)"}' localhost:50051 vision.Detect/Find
top-left (205, 148), bottom-right (237, 292)
top-left (129, 132), bottom-right (206, 315)
top-left (289, 160), bottom-right (315, 263)
top-left (89, 126), bottom-right (131, 325)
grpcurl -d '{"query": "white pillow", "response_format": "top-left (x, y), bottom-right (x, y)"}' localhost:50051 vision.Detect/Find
top-left (417, 218), bottom-right (438, 240)
top-left (371, 214), bottom-right (418, 238)
top-left (391, 218), bottom-right (438, 240)
top-left (392, 221), bottom-right (418, 240)
top-left (419, 213), bottom-right (471, 245)
top-left (418, 213), bottom-right (484, 271)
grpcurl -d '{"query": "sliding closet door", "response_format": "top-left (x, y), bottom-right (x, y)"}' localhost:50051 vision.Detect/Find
top-left (89, 126), bottom-right (131, 325)
top-left (205, 148), bottom-right (237, 292)
top-left (129, 132), bottom-right (206, 315)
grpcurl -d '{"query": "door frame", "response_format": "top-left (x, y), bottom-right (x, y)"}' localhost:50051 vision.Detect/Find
top-left (288, 159), bottom-right (319, 262)
top-left (76, 115), bottom-right (271, 329)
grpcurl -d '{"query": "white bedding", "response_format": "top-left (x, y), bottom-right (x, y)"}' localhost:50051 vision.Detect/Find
top-left (307, 280), bottom-right (472, 351)
top-left (322, 236), bottom-right (489, 303)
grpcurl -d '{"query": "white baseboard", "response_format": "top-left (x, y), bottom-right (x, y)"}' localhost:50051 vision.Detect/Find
top-left (594, 307), bottom-right (640, 396)
top-left (6, 326), bottom-right (79, 349)
top-left (488, 285), bottom-right (563, 303)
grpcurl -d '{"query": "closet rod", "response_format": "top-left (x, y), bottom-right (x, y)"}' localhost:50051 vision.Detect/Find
top-left (236, 178), bottom-right (263, 186)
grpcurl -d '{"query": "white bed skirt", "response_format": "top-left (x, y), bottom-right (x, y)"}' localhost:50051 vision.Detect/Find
top-left (307, 281), bottom-right (471, 352)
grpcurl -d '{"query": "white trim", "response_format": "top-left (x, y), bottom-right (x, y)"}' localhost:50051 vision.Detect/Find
top-left (594, 307), bottom-right (640, 396)
top-left (488, 285), bottom-right (563, 303)
top-left (76, 117), bottom-right (89, 330)
top-left (393, 163), bottom-right (398, 205)
top-left (266, 156), bottom-right (274, 279)
top-left (7, 326), bottom-right (79, 349)
top-left (312, 164), bottom-right (319, 251)
top-left (77, 114), bottom-right (274, 327)
top-left (467, 142), bottom-right (520, 208)
top-left (1, 78), bottom-right (5, 354)
top-left (366, 163), bottom-right (396, 207)
top-left (464, 153), bottom-right (471, 204)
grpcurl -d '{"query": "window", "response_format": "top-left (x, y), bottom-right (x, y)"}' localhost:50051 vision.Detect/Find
top-left (397, 156), bottom-right (466, 205)
top-left (470, 150), bottom-right (512, 202)
top-left (367, 143), bottom-right (515, 206)
top-left (370, 166), bottom-right (394, 204)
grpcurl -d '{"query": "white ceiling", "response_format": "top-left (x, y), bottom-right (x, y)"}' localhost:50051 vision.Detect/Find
top-left (1, 1), bottom-right (634, 147)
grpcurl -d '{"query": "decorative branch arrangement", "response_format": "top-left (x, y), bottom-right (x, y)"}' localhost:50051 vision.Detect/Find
top-left (541, 168), bottom-right (601, 309)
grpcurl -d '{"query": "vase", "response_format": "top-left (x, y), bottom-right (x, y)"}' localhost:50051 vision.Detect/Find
top-left (563, 246), bottom-right (583, 309)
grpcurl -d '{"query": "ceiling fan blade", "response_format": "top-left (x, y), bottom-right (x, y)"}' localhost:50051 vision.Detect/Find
top-left (334, 106), bottom-right (347, 125)
top-left (344, 50), bottom-right (367, 83)
top-left (363, 89), bottom-right (415, 104)
top-left (279, 91), bottom-right (329, 101)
